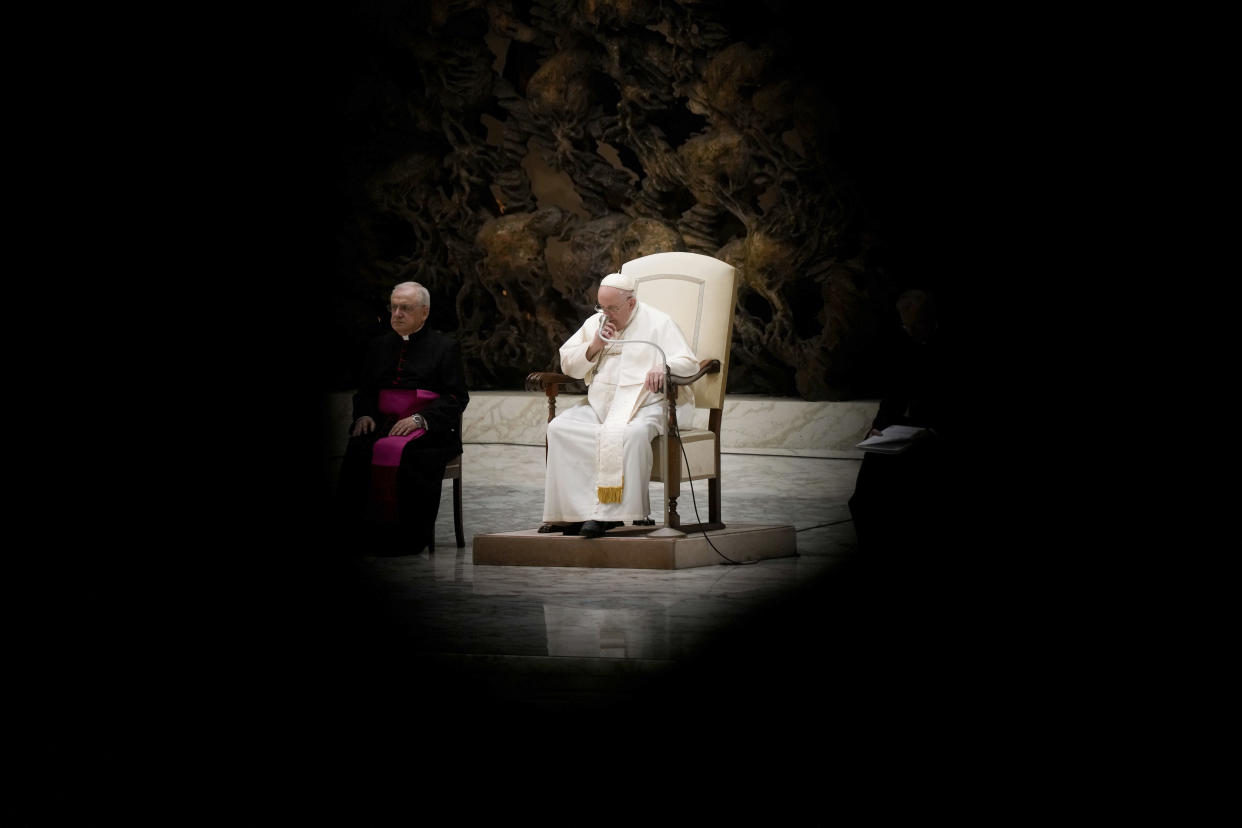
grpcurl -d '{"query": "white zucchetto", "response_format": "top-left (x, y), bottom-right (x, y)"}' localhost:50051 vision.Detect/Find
top-left (600, 272), bottom-right (636, 291)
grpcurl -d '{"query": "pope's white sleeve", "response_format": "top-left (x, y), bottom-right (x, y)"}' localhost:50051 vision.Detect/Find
top-left (558, 316), bottom-right (599, 380)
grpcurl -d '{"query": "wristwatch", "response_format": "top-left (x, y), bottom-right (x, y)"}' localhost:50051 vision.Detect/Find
top-left (412, 414), bottom-right (427, 430)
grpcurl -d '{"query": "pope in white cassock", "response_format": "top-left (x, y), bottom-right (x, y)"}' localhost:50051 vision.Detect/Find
top-left (542, 272), bottom-right (700, 537)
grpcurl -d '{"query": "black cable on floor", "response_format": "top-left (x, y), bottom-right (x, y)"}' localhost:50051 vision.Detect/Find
top-left (465, 438), bottom-right (857, 554)
top-left (670, 422), bottom-right (755, 565)
top-left (796, 519), bottom-right (854, 532)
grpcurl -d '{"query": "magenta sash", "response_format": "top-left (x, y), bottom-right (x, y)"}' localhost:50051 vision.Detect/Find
top-left (371, 388), bottom-right (440, 467)
top-left (368, 389), bottom-right (440, 524)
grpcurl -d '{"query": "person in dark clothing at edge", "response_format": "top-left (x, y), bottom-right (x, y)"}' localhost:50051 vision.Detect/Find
top-left (336, 281), bottom-right (469, 554)
top-left (848, 288), bottom-right (966, 567)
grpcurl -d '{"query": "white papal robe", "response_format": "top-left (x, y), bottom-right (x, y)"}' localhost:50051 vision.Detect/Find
top-left (542, 301), bottom-right (700, 523)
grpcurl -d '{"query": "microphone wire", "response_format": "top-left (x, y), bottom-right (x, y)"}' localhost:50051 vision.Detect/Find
top-left (597, 325), bottom-right (753, 564)
top-left (668, 418), bottom-right (756, 565)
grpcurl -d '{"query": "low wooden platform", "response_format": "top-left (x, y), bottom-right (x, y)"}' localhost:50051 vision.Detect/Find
top-left (471, 523), bottom-right (797, 570)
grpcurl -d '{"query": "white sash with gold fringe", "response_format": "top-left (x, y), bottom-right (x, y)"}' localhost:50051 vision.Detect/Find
top-left (595, 385), bottom-right (642, 502)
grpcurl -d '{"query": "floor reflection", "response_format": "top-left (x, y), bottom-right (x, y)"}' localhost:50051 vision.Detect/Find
top-left (543, 604), bottom-right (667, 659)
top-left (357, 444), bottom-right (860, 665)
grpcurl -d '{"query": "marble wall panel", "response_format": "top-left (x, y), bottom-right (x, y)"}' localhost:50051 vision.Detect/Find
top-left (721, 396), bottom-right (879, 456)
top-left (323, 390), bottom-right (878, 460)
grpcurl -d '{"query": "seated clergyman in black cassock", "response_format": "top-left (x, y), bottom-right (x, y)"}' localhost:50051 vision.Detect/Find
top-left (336, 281), bottom-right (469, 554)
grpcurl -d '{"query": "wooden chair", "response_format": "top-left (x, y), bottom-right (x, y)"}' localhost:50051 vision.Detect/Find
top-left (430, 412), bottom-right (465, 551)
top-left (526, 251), bottom-right (738, 534)
top-left (435, 453), bottom-right (465, 549)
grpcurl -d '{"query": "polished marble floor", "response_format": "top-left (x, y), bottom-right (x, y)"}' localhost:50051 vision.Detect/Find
top-left (322, 436), bottom-right (1009, 703)
top-left (281, 439), bottom-right (1021, 810)
top-left (288, 443), bottom-right (881, 794)
top-left (353, 443), bottom-right (858, 659)
top-left (322, 444), bottom-right (859, 683)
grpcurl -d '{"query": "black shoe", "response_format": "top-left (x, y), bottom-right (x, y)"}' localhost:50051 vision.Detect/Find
top-left (561, 522), bottom-right (584, 536)
top-left (580, 520), bottom-right (622, 538)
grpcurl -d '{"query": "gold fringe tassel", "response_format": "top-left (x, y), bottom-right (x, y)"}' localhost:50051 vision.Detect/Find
top-left (596, 482), bottom-right (624, 503)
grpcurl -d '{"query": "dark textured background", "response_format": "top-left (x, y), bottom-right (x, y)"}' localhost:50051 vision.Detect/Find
top-left (294, 0), bottom-right (1013, 402)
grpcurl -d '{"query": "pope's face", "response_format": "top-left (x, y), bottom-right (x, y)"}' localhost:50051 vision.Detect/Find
top-left (596, 285), bottom-right (636, 330)
top-left (389, 288), bottom-right (429, 336)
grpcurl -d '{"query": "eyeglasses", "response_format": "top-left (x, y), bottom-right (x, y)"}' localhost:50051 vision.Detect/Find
top-left (594, 302), bottom-right (629, 315)
top-left (389, 303), bottom-right (422, 314)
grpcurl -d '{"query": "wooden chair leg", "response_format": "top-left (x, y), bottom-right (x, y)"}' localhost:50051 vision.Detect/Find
top-left (709, 476), bottom-right (721, 526)
top-left (665, 434), bottom-right (682, 530)
top-left (453, 476), bottom-right (464, 548)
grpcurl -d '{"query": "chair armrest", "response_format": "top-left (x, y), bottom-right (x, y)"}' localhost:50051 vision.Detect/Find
top-left (525, 372), bottom-right (577, 394)
top-left (669, 358), bottom-right (721, 386)
top-left (528, 371), bottom-right (581, 423)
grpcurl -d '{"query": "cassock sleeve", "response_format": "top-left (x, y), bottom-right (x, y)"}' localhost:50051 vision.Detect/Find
top-left (419, 335), bottom-right (470, 433)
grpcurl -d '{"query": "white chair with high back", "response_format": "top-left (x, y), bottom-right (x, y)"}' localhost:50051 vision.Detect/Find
top-left (527, 251), bottom-right (738, 533)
